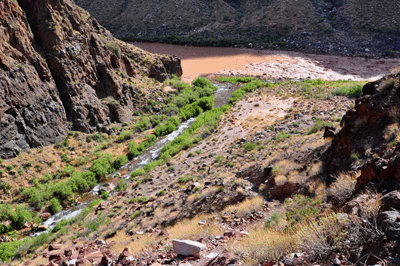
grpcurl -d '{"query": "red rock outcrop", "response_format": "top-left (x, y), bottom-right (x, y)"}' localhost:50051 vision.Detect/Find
top-left (0, 0), bottom-right (182, 158)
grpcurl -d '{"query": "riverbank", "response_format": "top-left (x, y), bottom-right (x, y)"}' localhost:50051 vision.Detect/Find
top-left (133, 42), bottom-right (400, 83)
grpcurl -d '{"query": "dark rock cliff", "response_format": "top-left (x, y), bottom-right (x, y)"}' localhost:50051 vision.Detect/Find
top-left (324, 73), bottom-right (400, 190)
top-left (75, 0), bottom-right (400, 56)
top-left (0, 0), bottom-right (182, 158)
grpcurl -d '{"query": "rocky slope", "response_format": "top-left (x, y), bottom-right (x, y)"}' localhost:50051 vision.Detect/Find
top-left (0, 0), bottom-right (182, 158)
top-left (75, 0), bottom-right (400, 56)
top-left (17, 73), bottom-right (400, 266)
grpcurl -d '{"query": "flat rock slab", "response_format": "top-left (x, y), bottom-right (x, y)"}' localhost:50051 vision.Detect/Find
top-left (172, 239), bottom-right (207, 257)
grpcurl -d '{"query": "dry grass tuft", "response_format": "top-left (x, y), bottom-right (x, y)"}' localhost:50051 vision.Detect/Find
top-left (328, 172), bottom-right (357, 204)
top-left (169, 214), bottom-right (223, 240)
top-left (223, 196), bottom-right (264, 218)
top-left (298, 212), bottom-right (349, 260)
top-left (230, 227), bottom-right (298, 265)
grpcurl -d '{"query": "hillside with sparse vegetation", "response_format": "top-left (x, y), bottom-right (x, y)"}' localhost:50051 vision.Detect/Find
top-left (2, 1), bottom-right (400, 266)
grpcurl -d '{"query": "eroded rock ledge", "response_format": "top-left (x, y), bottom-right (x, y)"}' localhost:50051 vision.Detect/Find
top-left (0, 0), bottom-right (182, 158)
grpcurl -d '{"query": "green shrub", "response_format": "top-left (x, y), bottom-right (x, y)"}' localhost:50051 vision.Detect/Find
top-left (0, 240), bottom-right (24, 261)
top-left (130, 210), bottom-right (141, 219)
top-left (60, 154), bottom-right (69, 163)
top-left (332, 84), bottom-right (363, 98)
top-left (130, 168), bottom-right (146, 178)
top-left (178, 103), bottom-right (203, 121)
top-left (177, 175), bottom-right (193, 183)
top-left (49, 198), bottom-right (62, 214)
top-left (115, 179), bottom-right (127, 191)
top-left (114, 154), bottom-right (128, 169)
top-left (86, 133), bottom-right (105, 143)
top-left (90, 153), bottom-right (114, 179)
top-left (117, 130), bottom-right (133, 142)
top-left (86, 214), bottom-right (108, 233)
top-left (274, 132), bottom-right (291, 142)
top-left (307, 119), bottom-right (333, 135)
top-left (134, 117), bottom-right (151, 132)
top-left (167, 75), bottom-right (191, 91)
top-left (128, 135), bottom-right (157, 159)
top-left (51, 219), bottom-right (69, 233)
top-left (10, 205), bottom-right (33, 229)
top-left (192, 77), bottom-right (217, 90)
top-left (154, 116), bottom-right (181, 136)
top-left (244, 142), bottom-right (257, 151)
top-left (217, 76), bottom-right (254, 84)
top-left (101, 191), bottom-right (109, 200)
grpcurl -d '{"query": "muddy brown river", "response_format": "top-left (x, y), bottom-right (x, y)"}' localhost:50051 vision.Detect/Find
top-left (133, 42), bottom-right (400, 82)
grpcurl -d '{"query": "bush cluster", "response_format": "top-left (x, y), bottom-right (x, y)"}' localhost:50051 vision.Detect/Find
top-left (128, 134), bottom-right (157, 159)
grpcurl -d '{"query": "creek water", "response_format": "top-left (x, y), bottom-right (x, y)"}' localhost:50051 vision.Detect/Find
top-left (31, 82), bottom-right (236, 236)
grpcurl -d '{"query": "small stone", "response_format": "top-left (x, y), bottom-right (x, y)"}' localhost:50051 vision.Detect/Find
top-left (206, 253), bottom-right (219, 260)
top-left (172, 239), bottom-right (207, 257)
top-left (239, 231), bottom-right (250, 237)
top-left (37, 224), bottom-right (48, 231)
top-left (40, 212), bottom-right (51, 220)
top-left (49, 244), bottom-right (62, 251)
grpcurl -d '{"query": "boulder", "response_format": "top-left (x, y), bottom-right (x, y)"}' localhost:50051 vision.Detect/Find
top-left (377, 210), bottom-right (400, 239)
top-left (172, 239), bottom-right (207, 257)
top-left (382, 190), bottom-right (400, 210)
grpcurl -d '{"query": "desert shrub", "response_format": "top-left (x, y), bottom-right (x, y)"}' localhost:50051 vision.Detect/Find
top-left (177, 175), bottom-right (193, 183)
top-left (115, 179), bottom-right (127, 191)
top-left (328, 173), bottom-right (356, 205)
top-left (49, 198), bottom-right (62, 214)
top-left (86, 133), bottom-right (105, 143)
top-left (284, 195), bottom-right (322, 227)
top-left (117, 130), bottom-right (133, 142)
top-left (332, 84), bottom-right (363, 98)
top-left (167, 75), bottom-right (191, 91)
top-left (114, 154), bottom-right (128, 169)
top-left (274, 132), bottom-right (291, 142)
top-left (307, 119), bottom-right (333, 135)
top-left (298, 213), bottom-right (349, 260)
top-left (90, 153), bottom-right (114, 178)
top-left (134, 117), bottom-right (151, 132)
top-left (130, 168), bottom-right (146, 178)
top-left (105, 41), bottom-right (120, 55)
top-left (51, 219), bottom-right (69, 233)
top-left (264, 212), bottom-right (282, 228)
top-left (101, 191), bottom-right (109, 200)
top-left (244, 142), bottom-right (257, 151)
top-left (0, 181), bottom-right (11, 192)
top-left (86, 214), bottom-right (109, 234)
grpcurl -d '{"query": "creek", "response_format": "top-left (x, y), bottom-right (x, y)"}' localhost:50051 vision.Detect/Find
top-left (31, 82), bottom-right (237, 236)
